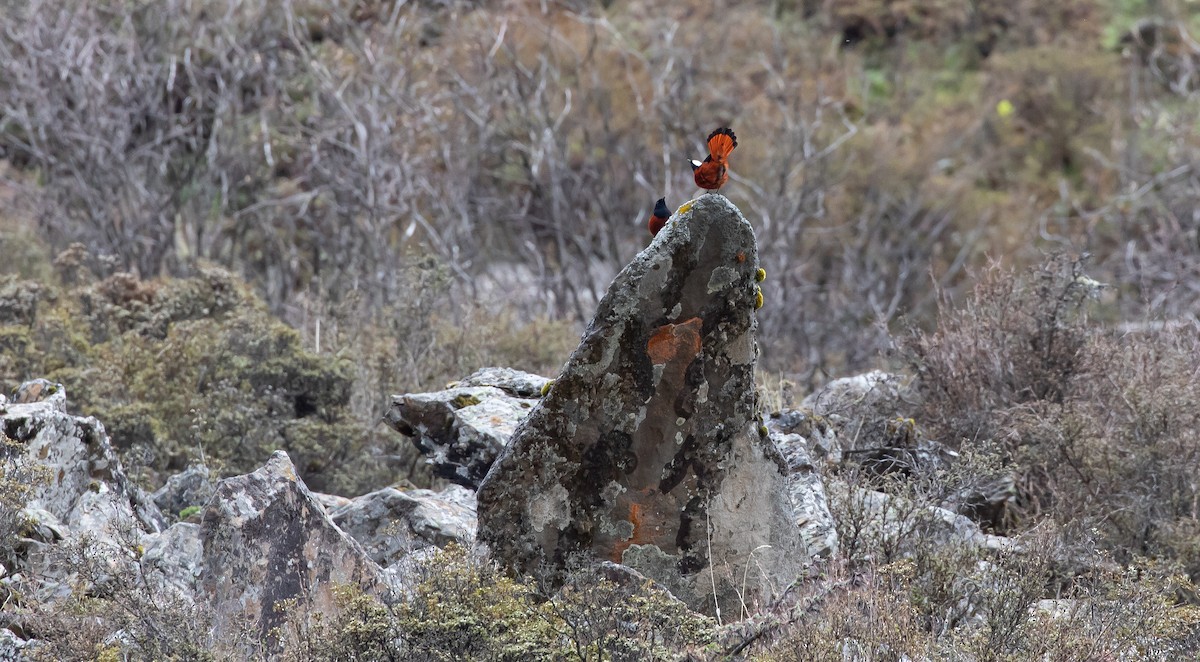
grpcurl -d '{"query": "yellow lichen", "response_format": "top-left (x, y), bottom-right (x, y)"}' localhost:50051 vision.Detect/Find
top-left (754, 287), bottom-right (764, 310)
top-left (677, 201), bottom-right (694, 215)
top-left (450, 393), bottom-right (482, 409)
top-left (540, 380), bottom-right (555, 397)
top-left (755, 268), bottom-right (766, 282)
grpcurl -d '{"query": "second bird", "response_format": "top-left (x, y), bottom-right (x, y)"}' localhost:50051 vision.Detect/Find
top-left (690, 127), bottom-right (737, 192)
top-left (647, 197), bottom-right (670, 236)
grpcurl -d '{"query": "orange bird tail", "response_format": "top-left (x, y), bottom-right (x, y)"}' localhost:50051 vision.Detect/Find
top-left (706, 127), bottom-right (737, 164)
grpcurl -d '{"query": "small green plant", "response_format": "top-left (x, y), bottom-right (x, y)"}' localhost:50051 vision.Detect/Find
top-left (178, 505), bottom-right (202, 519)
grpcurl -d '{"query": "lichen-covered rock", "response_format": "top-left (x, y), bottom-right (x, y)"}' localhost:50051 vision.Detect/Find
top-left (384, 369), bottom-right (545, 488)
top-left (1, 381), bottom-right (164, 537)
top-left (330, 484), bottom-right (476, 567)
top-left (0, 629), bottom-right (31, 662)
top-left (454, 366), bottom-right (552, 398)
top-left (828, 480), bottom-right (1014, 555)
top-left (197, 450), bottom-right (393, 651)
top-left (772, 433), bottom-right (839, 559)
top-left (800, 370), bottom-right (915, 420)
top-left (767, 408), bottom-right (839, 463)
top-left (0, 383), bottom-right (166, 610)
top-left (150, 464), bottom-right (214, 520)
top-left (476, 195), bottom-right (804, 616)
top-left (140, 522), bottom-right (203, 600)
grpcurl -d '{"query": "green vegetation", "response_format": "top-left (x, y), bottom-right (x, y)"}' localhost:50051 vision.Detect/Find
top-left (275, 545), bottom-right (716, 661)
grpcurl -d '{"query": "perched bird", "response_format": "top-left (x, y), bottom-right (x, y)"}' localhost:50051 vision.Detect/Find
top-left (690, 127), bottom-right (737, 191)
top-left (647, 197), bottom-right (671, 237)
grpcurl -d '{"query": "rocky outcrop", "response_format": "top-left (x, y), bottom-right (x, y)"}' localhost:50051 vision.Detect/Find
top-left (384, 367), bottom-right (548, 489)
top-left (476, 195), bottom-right (804, 616)
top-left (196, 450), bottom-right (394, 651)
top-left (772, 433), bottom-right (839, 560)
top-left (1, 381), bottom-right (164, 537)
top-left (330, 484), bottom-right (476, 567)
top-left (1, 383), bottom-right (405, 656)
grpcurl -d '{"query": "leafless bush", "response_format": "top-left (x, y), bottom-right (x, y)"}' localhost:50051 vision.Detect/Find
top-left (17, 526), bottom-right (235, 661)
top-left (906, 255), bottom-right (1094, 448)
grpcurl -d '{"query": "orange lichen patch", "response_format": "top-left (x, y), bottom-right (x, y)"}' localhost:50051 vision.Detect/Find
top-left (610, 492), bottom-right (671, 561)
top-left (646, 317), bottom-right (703, 366)
top-left (736, 250), bottom-right (746, 263)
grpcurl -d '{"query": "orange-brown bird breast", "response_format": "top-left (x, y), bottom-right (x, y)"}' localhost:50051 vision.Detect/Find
top-left (693, 160), bottom-right (728, 190)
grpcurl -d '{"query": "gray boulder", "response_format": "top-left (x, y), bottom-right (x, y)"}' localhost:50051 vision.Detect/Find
top-left (800, 370), bottom-right (914, 421)
top-left (827, 480), bottom-right (1014, 557)
top-left (0, 629), bottom-right (30, 662)
top-left (140, 522), bottom-right (204, 601)
top-left (197, 450), bottom-right (394, 650)
top-left (330, 484), bottom-right (476, 567)
top-left (384, 367), bottom-right (547, 489)
top-left (476, 195), bottom-right (804, 617)
top-left (1, 381), bottom-right (164, 537)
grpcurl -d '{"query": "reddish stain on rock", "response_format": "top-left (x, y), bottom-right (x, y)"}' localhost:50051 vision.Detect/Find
top-left (646, 317), bottom-right (703, 366)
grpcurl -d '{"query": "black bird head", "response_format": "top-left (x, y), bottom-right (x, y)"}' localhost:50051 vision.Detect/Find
top-left (653, 197), bottom-right (669, 218)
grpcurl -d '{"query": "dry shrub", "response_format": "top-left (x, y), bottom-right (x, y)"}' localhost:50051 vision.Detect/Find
top-left (907, 254), bottom-right (1200, 586)
top-left (906, 255), bottom-right (1094, 449)
top-left (1054, 325), bottom-right (1200, 574)
top-left (756, 526), bottom-right (1200, 660)
top-left (827, 0), bottom-right (1103, 55)
top-left (983, 46), bottom-right (1121, 181)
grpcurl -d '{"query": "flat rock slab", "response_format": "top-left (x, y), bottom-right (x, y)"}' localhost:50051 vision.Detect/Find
top-left (476, 195), bottom-right (804, 616)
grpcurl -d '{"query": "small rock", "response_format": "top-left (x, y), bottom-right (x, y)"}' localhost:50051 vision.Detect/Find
top-left (800, 371), bottom-right (914, 421)
top-left (384, 382), bottom-right (540, 489)
top-left (330, 484), bottom-right (476, 567)
top-left (455, 367), bottom-right (552, 398)
top-left (0, 629), bottom-right (31, 662)
top-left (150, 464), bottom-right (214, 520)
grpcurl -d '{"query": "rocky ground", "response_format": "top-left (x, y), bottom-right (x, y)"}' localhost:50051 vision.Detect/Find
top-left (1, 197), bottom-right (1195, 660)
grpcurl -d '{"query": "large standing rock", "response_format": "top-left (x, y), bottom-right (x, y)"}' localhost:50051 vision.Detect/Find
top-left (476, 195), bottom-right (804, 616)
top-left (384, 367), bottom-right (548, 488)
top-left (197, 451), bottom-right (393, 652)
